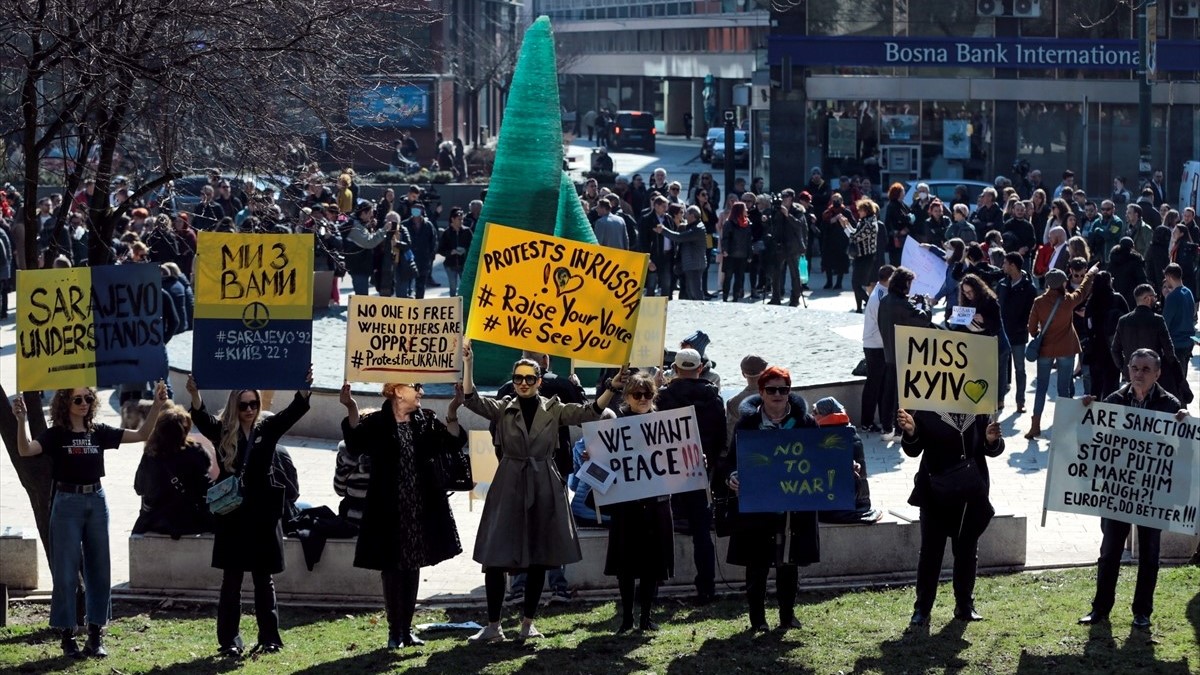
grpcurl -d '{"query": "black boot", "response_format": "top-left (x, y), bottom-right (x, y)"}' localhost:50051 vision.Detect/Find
top-left (61, 628), bottom-right (82, 658)
top-left (83, 623), bottom-right (107, 658)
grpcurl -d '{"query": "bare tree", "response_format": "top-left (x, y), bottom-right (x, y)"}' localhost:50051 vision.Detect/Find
top-left (0, 0), bottom-right (434, 557)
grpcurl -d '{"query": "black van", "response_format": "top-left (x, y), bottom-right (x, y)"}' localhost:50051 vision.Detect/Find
top-left (609, 111), bottom-right (656, 152)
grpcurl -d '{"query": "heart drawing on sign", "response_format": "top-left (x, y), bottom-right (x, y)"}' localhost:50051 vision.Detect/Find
top-left (545, 264), bottom-right (584, 297)
top-left (963, 379), bottom-right (989, 404)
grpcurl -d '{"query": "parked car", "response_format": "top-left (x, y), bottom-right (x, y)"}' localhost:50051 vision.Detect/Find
top-left (902, 179), bottom-right (992, 214)
top-left (149, 174), bottom-right (280, 213)
top-left (699, 128), bottom-right (722, 163)
top-left (608, 111), bottom-right (656, 152)
top-left (711, 130), bottom-right (748, 168)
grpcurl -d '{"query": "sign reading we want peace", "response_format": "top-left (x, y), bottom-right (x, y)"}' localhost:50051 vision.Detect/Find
top-left (465, 223), bottom-right (649, 365)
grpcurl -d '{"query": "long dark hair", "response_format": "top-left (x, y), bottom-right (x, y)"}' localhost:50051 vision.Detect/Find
top-left (957, 273), bottom-right (998, 311)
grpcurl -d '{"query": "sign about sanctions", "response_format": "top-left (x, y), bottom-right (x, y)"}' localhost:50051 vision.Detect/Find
top-left (1045, 399), bottom-right (1200, 535)
top-left (345, 296), bottom-right (462, 383)
top-left (735, 427), bottom-right (857, 513)
top-left (580, 406), bottom-right (708, 506)
top-left (895, 325), bottom-right (998, 415)
top-left (465, 223), bottom-right (649, 365)
top-left (192, 232), bottom-right (314, 389)
top-left (17, 265), bottom-right (168, 391)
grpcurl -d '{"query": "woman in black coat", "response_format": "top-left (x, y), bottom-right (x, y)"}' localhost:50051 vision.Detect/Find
top-left (604, 373), bottom-right (674, 634)
top-left (895, 407), bottom-right (1003, 626)
top-left (820, 196), bottom-right (852, 288)
top-left (132, 403), bottom-right (214, 538)
top-left (187, 370), bottom-right (313, 657)
top-left (1081, 271), bottom-right (1128, 399)
top-left (723, 366), bottom-right (820, 631)
top-left (340, 382), bottom-right (465, 649)
top-left (1107, 238), bottom-right (1149, 308)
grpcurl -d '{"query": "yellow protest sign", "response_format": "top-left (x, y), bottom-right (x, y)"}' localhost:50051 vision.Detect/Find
top-left (465, 222), bottom-right (648, 364)
top-left (345, 296), bottom-right (462, 384)
top-left (575, 296), bottom-right (667, 369)
top-left (895, 325), bottom-right (998, 415)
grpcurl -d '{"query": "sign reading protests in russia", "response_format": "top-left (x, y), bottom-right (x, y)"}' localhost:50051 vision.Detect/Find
top-left (1044, 399), bottom-right (1200, 535)
top-left (895, 325), bottom-right (998, 415)
top-left (581, 406), bottom-right (708, 506)
top-left (16, 265), bottom-right (168, 391)
top-left (465, 223), bottom-right (649, 365)
top-left (345, 296), bottom-right (462, 384)
top-left (192, 232), bottom-right (314, 389)
top-left (575, 296), bottom-right (667, 369)
top-left (735, 427), bottom-right (857, 513)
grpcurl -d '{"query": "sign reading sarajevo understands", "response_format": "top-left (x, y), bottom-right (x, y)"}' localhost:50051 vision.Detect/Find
top-left (17, 265), bottom-right (168, 391)
top-left (1045, 399), bottom-right (1200, 535)
top-left (735, 427), bottom-right (857, 513)
top-left (345, 296), bottom-right (462, 383)
top-left (465, 223), bottom-right (648, 364)
top-left (581, 406), bottom-right (708, 506)
top-left (192, 232), bottom-right (314, 389)
top-left (895, 325), bottom-right (998, 415)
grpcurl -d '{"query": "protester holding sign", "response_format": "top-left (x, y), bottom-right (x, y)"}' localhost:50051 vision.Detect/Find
top-left (1077, 349), bottom-right (1188, 630)
top-left (339, 382), bottom-right (466, 649)
top-left (896, 407), bottom-right (1003, 627)
top-left (949, 274), bottom-right (1009, 405)
top-left (461, 341), bottom-right (624, 643)
top-left (14, 381), bottom-right (169, 658)
top-left (186, 369), bottom-right (313, 657)
top-left (600, 373), bottom-right (675, 634)
top-left (723, 366), bottom-right (820, 632)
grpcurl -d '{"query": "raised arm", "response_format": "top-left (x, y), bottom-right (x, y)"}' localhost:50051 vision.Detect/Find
top-left (123, 380), bottom-right (169, 443)
top-left (11, 396), bottom-right (42, 457)
top-left (339, 382), bottom-right (360, 429)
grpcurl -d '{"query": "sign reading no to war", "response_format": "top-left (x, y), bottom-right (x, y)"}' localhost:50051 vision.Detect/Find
top-left (1044, 399), bottom-right (1200, 535)
top-left (465, 223), bottom-right (649, 365)
top-left (895, 325), bottom-right (998, 415)
top-left (16, 265), bottom-right (168, 391)
top-left (581, 406), bottom-right (708, 506)
top-left (345, 296), bottom-right (462, 383)
top-left (192, 232), bottom-right (314, 389)
top-left (735, 427), bottom-right (857, 513)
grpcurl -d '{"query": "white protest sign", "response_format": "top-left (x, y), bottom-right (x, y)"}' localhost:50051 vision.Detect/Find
top-left (901, 236), bottom-right (948, 299)
top-left (1044, 399), bottom-right (1200, 535)
top-left (581, 406), bottom-right (709, 506)
top-left (949, 306), bottom-right (977, 326)
top-left (345, 296), bottom-right (463, 383)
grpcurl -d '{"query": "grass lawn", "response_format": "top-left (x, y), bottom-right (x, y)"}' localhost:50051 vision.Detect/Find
top-left (1, 567), bottom-right (1198, 674)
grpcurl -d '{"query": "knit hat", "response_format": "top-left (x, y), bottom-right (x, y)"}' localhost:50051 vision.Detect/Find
top-left (740, 354), bottom-right (768, 377)
top-left (1045, 268), bottom-right (1068, 290)
top-left (813, 397), bottom-right (845, 417)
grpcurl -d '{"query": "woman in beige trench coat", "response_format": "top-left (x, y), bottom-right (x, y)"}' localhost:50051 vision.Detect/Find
top-left (461, 341), bottom-right (625, 643)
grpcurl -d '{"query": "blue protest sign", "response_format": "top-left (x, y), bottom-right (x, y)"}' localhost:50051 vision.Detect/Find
top-left (735, 427), bottom-right (857, 513)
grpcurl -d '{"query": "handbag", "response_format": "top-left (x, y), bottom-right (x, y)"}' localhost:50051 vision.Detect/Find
top-left (1024, 296), bottom-right (1063, 362)
top-left (928, 457), bottom-right (986, 503)
top-left (206, 475), bottom-right (243, 515)
top-left (430, 444), bottom-right (473, 491)
top-left (712, 493), bottom-right (739, 538)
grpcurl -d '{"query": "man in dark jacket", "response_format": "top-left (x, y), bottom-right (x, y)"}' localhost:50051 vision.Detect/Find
top-left (638, 196), bottom-right (674, 298)
top-left (655, 347), bottom-right (727, 602)
top-left (876, 267), bottom-right (932, 441)
top-left (1001, 202), bottom-right (1036, 264)
top-left (969, 187), bottom-right (1004, 236)
top-left (997, 252), bottom-right (1036, 412)
top-left (1079, 348), bottom-right (1187, 630)
top-left (1110, 284), bottom-right (1190, 404)
top-left (767, 189), bottom-right (808, 306)
top-left (403, 210), bottom-right (437, 299)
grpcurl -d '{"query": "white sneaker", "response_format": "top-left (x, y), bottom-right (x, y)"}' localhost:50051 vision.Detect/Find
top-left (517, 622), bottom-right (544, 640)
top-left (467, 624), bottom-right (505, 643)
top-left (880, 431), bottom-right (896, 442)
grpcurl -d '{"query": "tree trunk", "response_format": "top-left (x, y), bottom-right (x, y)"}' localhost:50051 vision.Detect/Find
top-left (0, 388), bottom-right (53, 558)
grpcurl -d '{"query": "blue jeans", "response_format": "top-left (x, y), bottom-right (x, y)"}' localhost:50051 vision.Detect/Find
top-left (1002, 346), bottom-right (1028, 408)
top-left (509, 566), bottom-right (568, 594)
top-left (1033, 355), bottom-right (1075, 416)
top-left (49, 489), bottom-right (111, 628)
top-left (445, 266), bottom-right (462, 296)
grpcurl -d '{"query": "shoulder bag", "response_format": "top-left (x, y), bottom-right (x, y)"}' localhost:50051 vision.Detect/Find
top-left (1024, 295), bottom-right (1063, 362)
top-left (206, 474), bottom-right (243, 515)
top-left (928, 454), bottom-right (986, 503)
top-left (430, 442), bottom-right (473, 492)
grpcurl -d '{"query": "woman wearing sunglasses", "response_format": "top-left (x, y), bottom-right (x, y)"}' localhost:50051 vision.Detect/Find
top-left (721, 365), bottom-right (820, 631)
top-left (603, 372), bottom-right (674, 633)
top-left (461, 341), bottom-right (625, 643)
top-left (185, 369), bottom-right (313, 657)
top-left (14, 382), bottom-right (169, 658)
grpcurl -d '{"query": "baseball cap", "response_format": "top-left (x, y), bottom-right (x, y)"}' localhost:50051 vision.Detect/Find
top-left (673, 348), bottom-right (702, 371)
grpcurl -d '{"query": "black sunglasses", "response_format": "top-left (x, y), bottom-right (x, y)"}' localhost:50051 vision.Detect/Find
top-left (237, 400), bottom-right (261, 411)
top-left (627, 391), bottom-right (653, 401)
top-left (512, 375), bottom-right (539, 386)
top-left (72, 395), bottom-right (96, 406)
top-left (762, 386), bottom-right (790, 395)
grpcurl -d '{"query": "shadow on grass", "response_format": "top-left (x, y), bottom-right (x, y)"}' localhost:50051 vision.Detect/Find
top-left (1189, 588), bottom-right (1200, 656)
top-left (666, 627), bottom-right (817, 674)
top-left (1014, 621), bottom-right (1191, 673)
top-left (850, 619), bottom-right (971, 672)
